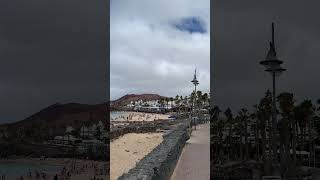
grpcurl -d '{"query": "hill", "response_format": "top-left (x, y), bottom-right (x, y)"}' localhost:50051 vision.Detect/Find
top-left (0, 103), bottom-right (108, 140)
top-left (110, 94), bottom-right (167, 109)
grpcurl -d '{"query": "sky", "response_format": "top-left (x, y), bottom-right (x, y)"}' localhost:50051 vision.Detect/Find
top-left (110, 0), bottom-right (210, 100)
top-left (213, 0), bottom-right (320, 113)
top-left (0, 0), bottom-right (107, 123)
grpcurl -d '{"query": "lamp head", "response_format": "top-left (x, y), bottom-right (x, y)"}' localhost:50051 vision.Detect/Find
top-left (259, 22), bottom-right (285, 73)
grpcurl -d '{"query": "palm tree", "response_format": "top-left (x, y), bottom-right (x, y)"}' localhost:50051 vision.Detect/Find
top-left (211, 106), bottom-right (221, 162)
top-left (175, 95), bottom-right (180, 114)
top-left (180, 96), bottom-right (184, 114)
top-left (224, 108), bottom-right (233, 160)
top-left (196, 91), bottom-right (202, 108)
top-left (277, 92), bottom-right (295, 175)
top-left (303, 100), bottom-right (315, 167)
top-left (190, 91), bottom-right (196, 111)
top-left (262, 91), bottom-right (272, 160)
top-left (251, 104), bottom-right (260, 160)
top-left (216, 114), bottom-right (225, 162)
top-left (239, 108), bottom-right (249, 160)
top-left (256, 90), bottom-right (272, 173)
top-left (294, 104), bottom-right (304, 164)
top-left (159, 98), bottom-right (165, 112)
top-left (212, 106), bottom-right (221, 123)
top-left (298, 100), bottom-right (315, 166)
top-left (234, 115), bottom-right (243, 160)
top-left (202, 93), bottom-right (209, 108)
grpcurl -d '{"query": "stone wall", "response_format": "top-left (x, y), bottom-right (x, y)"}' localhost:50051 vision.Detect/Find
top-left (118, 121), bottom-right (190, 180)
top-left (110, 125), bottom-right (157, 140)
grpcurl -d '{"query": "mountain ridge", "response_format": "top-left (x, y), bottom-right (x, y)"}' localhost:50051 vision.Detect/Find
top-left (110, 93), bottom-right (168, 108)
top-left (0, 102), bottom-right (108, 139)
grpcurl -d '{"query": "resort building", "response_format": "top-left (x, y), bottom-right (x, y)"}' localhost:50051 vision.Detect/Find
top-left (53, 134), bottom-right (80, 145)
top-left (49, 121), bottom-right (107, 155)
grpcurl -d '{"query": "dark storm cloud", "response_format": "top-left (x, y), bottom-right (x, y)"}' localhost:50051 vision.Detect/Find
top-left (0, 0), bottom-right (107, 123)
top-left (213, 0), bottom-right (320, 112)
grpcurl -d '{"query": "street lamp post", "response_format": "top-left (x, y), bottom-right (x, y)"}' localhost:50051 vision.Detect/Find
top-left (259, 23), bottom-right (286, 166)
top-left (191, 69), bottom-right (199, 112)
top-left (191, 69), bottom-right (199, 129)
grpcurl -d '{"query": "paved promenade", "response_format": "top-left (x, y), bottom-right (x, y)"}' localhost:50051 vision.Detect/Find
top-left (170, 123), bottom-right (210, 180)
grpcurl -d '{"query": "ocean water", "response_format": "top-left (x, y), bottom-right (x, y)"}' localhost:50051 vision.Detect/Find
top-left (110, 111), bottom-right (128, 120)
top-left (0, 162), bottom-right (62, 179)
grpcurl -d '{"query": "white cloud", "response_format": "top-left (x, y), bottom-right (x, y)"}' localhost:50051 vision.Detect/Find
top-left (110, 0), bottom-right (210, 100)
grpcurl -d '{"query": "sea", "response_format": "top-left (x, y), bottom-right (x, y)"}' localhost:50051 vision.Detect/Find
top-left (0, 162), bottom-right (62, 180)
top-left (110, 111), bottom-right (129, 120)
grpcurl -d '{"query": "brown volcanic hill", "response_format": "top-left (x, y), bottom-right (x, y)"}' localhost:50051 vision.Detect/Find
top-left (0, 103), bottom-right (108, 139)
top-left (110, 94), bottom-right (168, 107)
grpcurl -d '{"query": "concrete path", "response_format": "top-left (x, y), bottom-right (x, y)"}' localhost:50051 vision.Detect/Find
top-left (170, 123), bottom-right (210, 180)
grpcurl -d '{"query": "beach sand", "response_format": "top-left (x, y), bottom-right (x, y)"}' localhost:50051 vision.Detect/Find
top-left (111, 112), bottom-right (170, 122)
top-left (110, 133), bottom-right (164, 180)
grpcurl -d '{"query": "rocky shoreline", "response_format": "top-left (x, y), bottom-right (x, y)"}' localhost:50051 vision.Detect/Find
top-left (110, 118), bottom-right (184, 141)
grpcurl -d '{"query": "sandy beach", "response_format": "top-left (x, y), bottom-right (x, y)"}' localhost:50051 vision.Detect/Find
top-left (0, 158), bottom-right (107, 180)
top-left (111, 112), bottom-right (170, 122)
top-left (110, 133), bottom-right (164, 180)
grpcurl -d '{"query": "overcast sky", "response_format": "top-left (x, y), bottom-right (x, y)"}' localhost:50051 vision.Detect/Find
top-left (110, 0), bottom-right (210, 100)
top-left (213, 0), bottom-right (320, 113)
top-left (0, 0), bottom-right (107, 123)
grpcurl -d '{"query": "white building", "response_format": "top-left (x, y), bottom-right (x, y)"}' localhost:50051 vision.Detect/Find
top-left (53, 134), bottom-right (80, 145)
top-left (80, 121), bottom-right (106, 139)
